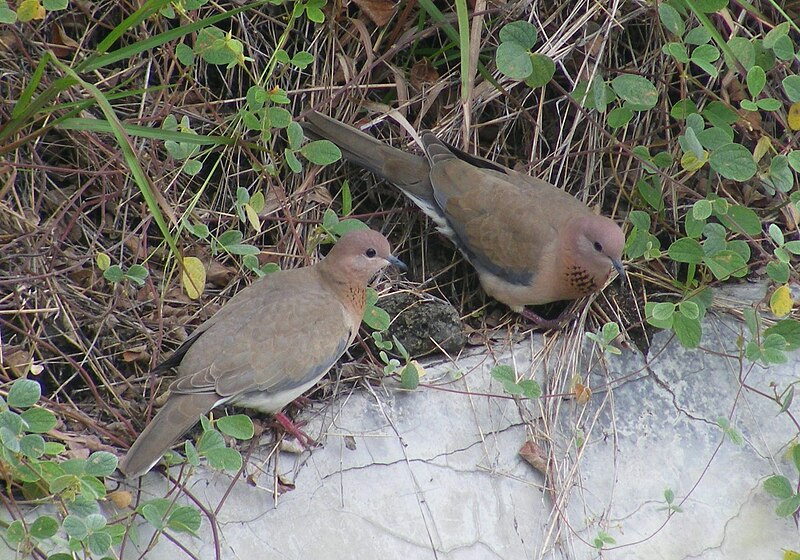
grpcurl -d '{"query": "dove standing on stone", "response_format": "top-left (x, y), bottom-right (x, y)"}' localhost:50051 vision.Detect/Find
top-left (303, 112), bottom-right (625, 325)
top-left (119, 229), bottom-right (405, 478)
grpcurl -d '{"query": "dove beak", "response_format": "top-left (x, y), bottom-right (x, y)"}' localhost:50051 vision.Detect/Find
top-left (386, 255), bottom-right (407, 271)
top-left (612, 259), bottom-right (625, 280)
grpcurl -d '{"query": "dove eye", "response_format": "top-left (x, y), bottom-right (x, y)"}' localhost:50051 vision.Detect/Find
top-left (593, 242), bottom-right (603, 252)
top-left (365, 248), bottom-right (377, 258)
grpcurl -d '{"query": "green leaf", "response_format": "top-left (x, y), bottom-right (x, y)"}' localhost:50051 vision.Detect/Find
top-left (685, 26), bottom-right (711, 45)
top-left (167, 506), bottom-right (202, 534)
top-left (495, 42), bottom-right (533, 80)
top-left (696, 127), bottom-right (733, 150)
top-left (680, 127), bottom-right (704, 159)
top-left (637, 178), bottom-right (664, 211)
top-left (84, 451), bottom-right (117, 477)
top-left (491, 364), bottom-right (525, 395)
top-left (8, 379), bottom-right (41, 409)
top-left (765, 320), bottom-right (800, 351)
top-left (524, 54), bottom-right (555, 88)
top-left (218, 229), bottom-right (244, 247)
top-left (628, 210), bottom-right (651, 230)
top-left (766, 261), bottom-right (790, 283)
top-left (20, 407), bottom-right (56, 433)
top-left (363, 303), bottom-right (391, 332)
top-left (673, 313), bottom-right (702, 348)
top-left (610, 75), bottom-right (658, 109)
top-left (703, 101), bottom-right (738, 127)
top-left (776, 495), bottom-right (800, 517)
top-left (204, 446), bottom-right (242, 472)
top-left (709, 143), bottom-right (756, 181)
top-left (651, 302), bottom-right (676, 321)
top-left (499, 20), bottom-right (538, 49)
top-left (663, 42), bottom-right (690, 63)
top-left (670, 99), bottom-right (697, 119)
top-left (717, 205), bottom-right (761, 235)
top-left (30, 515), bottom-right (59, 539)
top-left (400, 363), bottom-right (419, 390)
top-left (5, 520), bottom-right (24, 544)
top-left (300, 140), bottom-right (342, 165)
top-left (726, 36), bottom-right (755, 70)
top-left (195, 27), bottom-right (236, 66)
top-left (197, 428), bottom-right (225, 453)
top-left (694, 0), bottom-right (728, 12)
top-left (791, 151), bottom-right (800, 173)
top-left (783, 76), bottom-right (800, 103)
top-left (87, 531), bottom-right (113, 556)
top-left (125, 264), bottom-right (149, 286)
top-left (19, 434), bottom-right (45, 458)
top-left (103, 265), bottom-right (124, 283)
top-left (287, 121), bottom-right (304, 151)
top-left (268, 107), bottom-right (292, 129)
top-left (291, 50), bottom-right (314, 69)
top-left (43, 0), bottom-right (68, 8)
top-left (176, 43), bottom-right (194, 66)
top-left (693, 199), bottom-right (712, 220)
top-left (0, 2), bottom-right (16, 23)
top-left (756, 98), bottom-right (781, 111)
top-left (679, 300), bottom-right (700, 320)
top-left (607, 106), bottom-right (633, 128)
top-left (216, 415), bottom-right (254, 440)
top-left (62, 515), bottom-right (89, 540)
top-left (705, 250), bottom-right (747, 281)
top-left (771, 35), bottom-right (795, 61)
top-left (668, 237), bottom-right (704, 263)
top-left (764, 22), bottom-right (790, 49)
top-left (658, 4), bottom-right (684, 36)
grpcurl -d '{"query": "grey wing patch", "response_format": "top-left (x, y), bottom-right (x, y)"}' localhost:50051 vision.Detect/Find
top-left (445, 219), bottom-right (535, 287)
top-left (213, 326), bottom-right (353, 399)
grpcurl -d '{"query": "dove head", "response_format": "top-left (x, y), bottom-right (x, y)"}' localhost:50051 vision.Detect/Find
top-left (565, 215), bottom-right (625, 295)
top-left (323, 229), bottom-right (406, 285)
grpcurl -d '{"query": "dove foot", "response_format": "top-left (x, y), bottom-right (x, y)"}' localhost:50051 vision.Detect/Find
top-left (273, 411), bottom-right (318, 448)
top-left (520, 307), bottom-right (574, 330)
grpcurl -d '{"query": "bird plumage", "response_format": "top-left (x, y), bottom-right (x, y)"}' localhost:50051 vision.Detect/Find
top-left (119, 229), bottom-right (402, 478)
top-left (302, 111), bottom-right (625, 316)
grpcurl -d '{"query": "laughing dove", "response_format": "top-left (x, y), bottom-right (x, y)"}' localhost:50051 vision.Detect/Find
top-left (118, 229), bottom-right (404, 478)
top-left (303, 112), bottom-right (625, 324)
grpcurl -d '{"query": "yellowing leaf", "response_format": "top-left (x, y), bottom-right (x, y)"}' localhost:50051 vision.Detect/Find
top-left (789, 103), bottom-right (800, 131)
top-left (784, 550), bottom-right (800, 560)
top-left (409, 360), bottom-right (426, 379)
top-left (770, 284), bottom-right (793, 317)
top-left (17, 0), bottom-right (45, 21)
top-left (753, 135), bottom-right (772, 163)
top-left (680, 150), bottom-right (707, 171)
top-left (244, 203), bottom-right (261, 232)
top-left (181, 256), bottom-right (206, 300)
top-left (95, 252), bottom-right (111, 271)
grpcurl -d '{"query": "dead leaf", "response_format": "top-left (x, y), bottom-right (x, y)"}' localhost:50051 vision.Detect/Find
top-left (108, 490), bottom-right (133, 509)
top-left (206, 259), bottom-right (236, 287)
top-left (353, 0), bottom-right (397, 26)
top-left (2, 348), bottom-right (32, 377)
top-left (519, 439), bottom-right (548, 474)
top-left (410, 58), bottom-right (439, 90)
top-left (122, 345), bottom-right (150, 363)
top-left (344, 435), bottom-right (357, 450)
top-left (50, 23), bottom-right (80, 58)
top-left (574, 381), bottom-right (592, 404)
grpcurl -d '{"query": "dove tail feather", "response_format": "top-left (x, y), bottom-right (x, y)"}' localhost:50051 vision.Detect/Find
top-left (118, 393), bottom-right (219, 478)
top-left (302, 111), bottom-right (435, 203)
